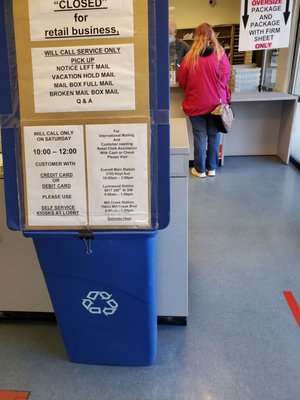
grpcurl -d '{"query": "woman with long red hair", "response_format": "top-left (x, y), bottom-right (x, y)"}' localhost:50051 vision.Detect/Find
top-left (177, 23), bottom-right (231, 178)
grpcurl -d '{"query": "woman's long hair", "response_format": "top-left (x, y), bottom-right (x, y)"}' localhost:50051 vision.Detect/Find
top-left (184, 23), bottom-right (223, 68)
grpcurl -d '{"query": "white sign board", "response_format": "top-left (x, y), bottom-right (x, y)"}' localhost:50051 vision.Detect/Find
top-left (31, 44), bottom-right (135, 113)
top-left (23, 125), bottom-right (88, 227)
top-left (85, 123), bottom-right (149, 227)
top-left (28, 0), bottom-right (134, 41)
top-left (239, 0), bottom-right (293, 51)
top-left (23, 123), bottom-right (150, 228)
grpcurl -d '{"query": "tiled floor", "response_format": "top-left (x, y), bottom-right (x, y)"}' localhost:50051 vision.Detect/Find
top-left (1, 156), bottom-right (300, 400)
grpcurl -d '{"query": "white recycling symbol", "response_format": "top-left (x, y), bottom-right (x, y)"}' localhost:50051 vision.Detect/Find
top-left (82, 291), bottom-right (119, 316)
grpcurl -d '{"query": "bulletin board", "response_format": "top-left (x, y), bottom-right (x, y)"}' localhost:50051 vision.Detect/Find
top-left (12, 0), bottom-right (152, 230)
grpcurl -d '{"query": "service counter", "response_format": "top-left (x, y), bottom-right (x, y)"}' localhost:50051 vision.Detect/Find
top-left (171, 85), bottom-right (298, 164)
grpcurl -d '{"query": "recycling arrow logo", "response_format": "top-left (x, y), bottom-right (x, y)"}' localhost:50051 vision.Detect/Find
top-left (82, 291), bottom-right (119, 316)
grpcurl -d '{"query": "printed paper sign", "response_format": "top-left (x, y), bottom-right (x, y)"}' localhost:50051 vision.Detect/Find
top-left (31, 44), bottom-right (135, 113)
top-left (23, 125), bottom-right (87, 227)
top-left (239, 0), bottom-right (293, 51)
top-left (28, 0), bottom-right (134, 41)
top-left (85, 123), bottom-right (149, 227)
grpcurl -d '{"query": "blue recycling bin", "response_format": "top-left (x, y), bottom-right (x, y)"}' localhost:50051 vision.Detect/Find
top-left (28, 231), bottom-right (157, 365)
top-left (1, 0), bottom-right (170, 365)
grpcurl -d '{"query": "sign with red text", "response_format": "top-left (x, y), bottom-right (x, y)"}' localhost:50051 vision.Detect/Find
top-left (28, 0), bottom-right (134, 41)
top-left (239, 0), bottom-right (293, 51)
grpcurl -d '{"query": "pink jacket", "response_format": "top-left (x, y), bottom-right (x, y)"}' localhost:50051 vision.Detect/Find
top-left (177, 51), bottom-right (231, 116)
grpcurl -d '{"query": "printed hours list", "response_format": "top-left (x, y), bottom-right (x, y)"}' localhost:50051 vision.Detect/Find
top-left (23, 123), bottom-right (150, 228)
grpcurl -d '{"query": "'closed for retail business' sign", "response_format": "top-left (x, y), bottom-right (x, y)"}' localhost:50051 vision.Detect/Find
top-left (239, 0), bottom-right (293, 51)
top-left (12, 0), bottom-right (151, 230)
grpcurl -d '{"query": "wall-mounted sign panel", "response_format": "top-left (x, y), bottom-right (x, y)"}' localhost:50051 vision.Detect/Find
top-left (239, 0), bottom-right (293, 51)
top-left (22, 121), bottom-right (150, 229)
top-left (28, 0), bottom-right (134, 41)
top-left (23, 125), bottom-right (88, 227)
top-left (13, 0), bottom-right (152, 230)
top-left (31, 44), bottom-right (135, 113)
top-left (86, 123), bottom-right (149, 227)
top-left (13, 0), bottom-right (149, 121)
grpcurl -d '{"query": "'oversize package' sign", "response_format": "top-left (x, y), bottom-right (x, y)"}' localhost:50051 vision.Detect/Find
top-left (239, 0), bottom-right (293, 51)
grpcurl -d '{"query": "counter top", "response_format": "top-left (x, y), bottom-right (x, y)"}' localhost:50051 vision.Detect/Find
top-left (170, 118), bottom-right (190, 155)
top-left (231, 91), bottom-right (298, 102)
top-left (170, 85), bottom-right (298, 102)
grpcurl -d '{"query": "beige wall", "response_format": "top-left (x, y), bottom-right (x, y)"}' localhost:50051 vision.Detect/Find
top-left (169, 0), bottom-right (241, 28)
top-left (170, 0), bottom-right (300, 92)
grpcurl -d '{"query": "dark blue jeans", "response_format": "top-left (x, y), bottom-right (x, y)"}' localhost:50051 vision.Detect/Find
top-left (189, 114), bottom-right (220, 173)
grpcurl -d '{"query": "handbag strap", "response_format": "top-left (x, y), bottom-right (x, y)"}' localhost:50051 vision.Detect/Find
top-left (217, 59), bottom-right (222, 105)
top-left (217, 56), bottom-right (230, 105)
